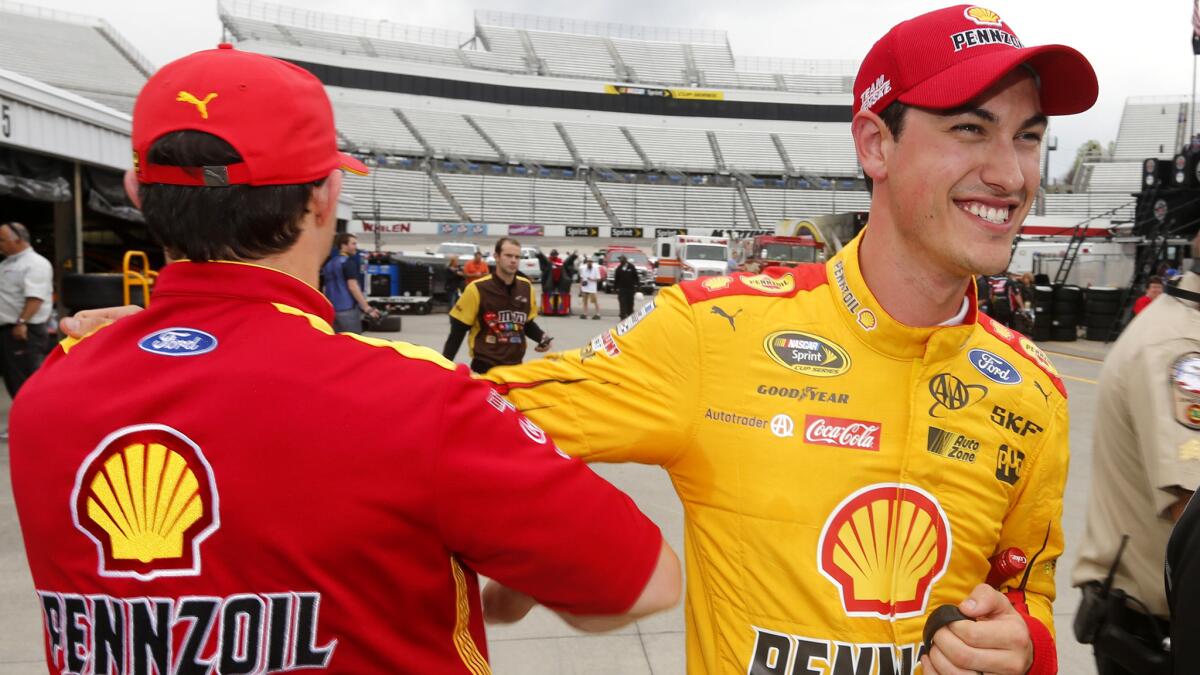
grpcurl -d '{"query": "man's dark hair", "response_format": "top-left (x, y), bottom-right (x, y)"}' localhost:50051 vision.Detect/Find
top-left (333, 233), bottom-right (356, 251)
top-left (1147, 275), bottom-right (1164, 287)
top-left (137, 131), bottom-right (324, 261)
top-left (863, 102), bottom-right (909, 194)
top-left (494, 237), bottom-right (520, 255)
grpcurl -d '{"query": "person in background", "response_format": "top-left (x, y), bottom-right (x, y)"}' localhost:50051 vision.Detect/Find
top-left (1134, 276), bottom-right (1164, 315)
top-left (444, 254), bottom-right (465, 307)
top-left (463, 250), bottom-right (488, 286)
top-left (321, 232), bottom-right (378, 333)
top-left (443, 237), bottom-right (553, 373)
top-left (0, 221), bottom-right (53, 399)
top-left (579, 257), bottom-right (602, 320)
top-left (613, 254), bottom-right (639, 320)
top-left (1074, 235), bottom-right (1199, 674)
top-left (15, 45), bottom-right (680, 674)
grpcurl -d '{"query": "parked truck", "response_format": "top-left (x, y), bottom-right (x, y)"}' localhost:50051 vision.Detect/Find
top-left (653, 235), bottom-right (730, 285)
top-left (735, 234), bottom-right (825, 272)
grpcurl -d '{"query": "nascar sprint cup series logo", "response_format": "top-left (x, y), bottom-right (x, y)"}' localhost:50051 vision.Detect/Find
top-left (763, 331), bottom-right (851, 377)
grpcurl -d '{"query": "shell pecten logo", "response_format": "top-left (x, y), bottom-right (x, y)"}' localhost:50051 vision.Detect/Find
top-left (964, 6), bottom-right (1003, 26)
top-left (818, 483), bottom-right (951, 620)
top-left (72, 424), bottom-right (219, 581)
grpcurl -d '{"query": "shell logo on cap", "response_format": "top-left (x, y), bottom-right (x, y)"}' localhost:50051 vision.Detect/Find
top-left (71, 424), bottom-right (219, 581)
top-left (818, 483), bottom-right (952, 619)
top-left (964, 6), bottom-right (1003, 26)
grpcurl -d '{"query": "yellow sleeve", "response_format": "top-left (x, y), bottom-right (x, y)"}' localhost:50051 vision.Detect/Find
top-left (449, 281), bottom-right (480, 325)
top-left (486, 286), bottom-right (698, 466)
top-left (526, 279), bottom-right (539, 321)
top-left (996, 391), bottom-right (1070, 636)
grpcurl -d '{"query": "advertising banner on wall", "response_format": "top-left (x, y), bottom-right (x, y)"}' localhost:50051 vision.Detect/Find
top-left (509, 224), bottom-right (544, 236)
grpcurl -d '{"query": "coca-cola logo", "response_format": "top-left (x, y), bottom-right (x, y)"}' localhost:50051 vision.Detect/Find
top-left (804, 415), bottom-right (882, 451)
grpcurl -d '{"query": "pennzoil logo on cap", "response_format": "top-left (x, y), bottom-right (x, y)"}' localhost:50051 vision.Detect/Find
top-left (963, 6), bottom-right (1003, 26)
top-left (71, 424), bottom-right (219, 581)
top-left (818, 483), bottom-right (951, 619)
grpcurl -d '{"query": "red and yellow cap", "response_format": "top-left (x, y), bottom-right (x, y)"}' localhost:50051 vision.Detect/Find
top-left (132, 43), bottom-right (368, 186)
top-left (853, 5), bottom-right (1097, 117)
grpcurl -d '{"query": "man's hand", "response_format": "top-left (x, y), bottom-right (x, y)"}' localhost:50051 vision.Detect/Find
top-left (12, 323), bottom-right (27, 341)
top-left (921, 584), bottom-right (1033, 675)
top-left (60, 306), bottom-right (144, 338)
top-left (481, 580), bottom-right (537, 624)
top-left (534, 337), bottom-right (553, 352)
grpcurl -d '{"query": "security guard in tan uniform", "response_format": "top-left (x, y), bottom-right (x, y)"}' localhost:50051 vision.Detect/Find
top-left (1073, 234), bottom-right (1200, 675)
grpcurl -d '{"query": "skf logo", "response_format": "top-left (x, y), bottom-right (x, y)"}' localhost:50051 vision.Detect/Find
top-left (990, 405), bottom-right (1044, 436)
top-left (72, 425), bottom-right (219, 580)
top-left (964, 6), bottom-right (1003, 26)
top-left (701, 276), bottom-right (732, 291)
top-left (176, 91), bottom-right (217, 119)
top-left (818, 484), bottom-right (951, 619)
top-left (739, 274), bottom-right (796, 294)
top-left (995, 444), bottom-right (1025, 485)
top-left (928, 373), bottom-right (987, 418)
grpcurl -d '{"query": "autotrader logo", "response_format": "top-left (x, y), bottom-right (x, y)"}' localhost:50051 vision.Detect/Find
top-left (770, 414), bottom-right (794, 438)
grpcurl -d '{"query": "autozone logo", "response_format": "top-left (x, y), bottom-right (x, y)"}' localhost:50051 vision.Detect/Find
top-left (804, 416), bottom-right (881, 451)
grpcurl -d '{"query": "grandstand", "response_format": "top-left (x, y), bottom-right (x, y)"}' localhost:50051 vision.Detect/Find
top-left (0, 0), bottom-right (151, 113)
top-left (216, 0), bottom-right (1160, 232)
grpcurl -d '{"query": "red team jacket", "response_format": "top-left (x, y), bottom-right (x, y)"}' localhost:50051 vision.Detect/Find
top-left (10, 261), bottom-right (661, 674)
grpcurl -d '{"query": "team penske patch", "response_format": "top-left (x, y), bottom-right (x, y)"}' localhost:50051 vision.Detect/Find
top-left (764, 331), bottom-right (851, 377)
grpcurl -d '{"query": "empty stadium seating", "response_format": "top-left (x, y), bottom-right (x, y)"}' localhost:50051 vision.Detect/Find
top-left (0, 5), bottom-right (149, 112)
top-left (1112, 98), bottom-right (1189, 161)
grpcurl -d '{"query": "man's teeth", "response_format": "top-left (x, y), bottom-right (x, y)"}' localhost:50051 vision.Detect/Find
top-left (962, 202), bottom-right (1008, 224)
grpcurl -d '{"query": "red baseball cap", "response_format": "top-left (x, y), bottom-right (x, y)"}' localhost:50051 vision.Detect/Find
top-left (132, 44), bottom-right (367, 186)
top-left (853, 5), bottom-right (1097, 117)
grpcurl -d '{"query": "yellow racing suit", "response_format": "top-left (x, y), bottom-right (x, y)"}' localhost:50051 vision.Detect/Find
top-left (487, 233), bottom-right (1069, 675)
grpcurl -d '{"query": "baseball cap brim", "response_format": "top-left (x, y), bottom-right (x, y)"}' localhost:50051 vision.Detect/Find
top-left (898, 44), bottom-right (1097, 116)
top-left (339, 152), bottom-right (369, 177)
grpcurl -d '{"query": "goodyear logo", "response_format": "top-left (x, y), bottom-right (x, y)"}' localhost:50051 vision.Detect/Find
top-left (138, 328), bottom-right (218, 357)
top-left (818, 483), bottom-right (951, 619)
top-left (739, 274), bottom-right (795, 294)
top-left (764, 331), bottom-right (850, 377)
top-left (71, 424), bottom-right (219, 580)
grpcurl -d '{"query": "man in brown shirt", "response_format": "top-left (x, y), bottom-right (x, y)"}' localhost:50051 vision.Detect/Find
top-left (443, 238), bottom-right (552, 374)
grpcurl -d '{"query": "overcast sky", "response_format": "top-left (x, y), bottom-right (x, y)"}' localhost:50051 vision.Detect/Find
top-left (21, 0), bottom-right (1200, 178)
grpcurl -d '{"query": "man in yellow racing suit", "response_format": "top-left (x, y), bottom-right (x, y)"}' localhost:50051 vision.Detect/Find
top-left (489, 234), bottom-right (1068, 674)
top-left (488, 6), bottom-right (1096, 674)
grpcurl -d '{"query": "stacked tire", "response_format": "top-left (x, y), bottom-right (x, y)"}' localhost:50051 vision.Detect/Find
top-left (1050, 285), bottom-right (1082, 342)
top-left (1031, 286), bottom-right (1054, 341)
top-left (1084, 287), bottom-right (1123, 342)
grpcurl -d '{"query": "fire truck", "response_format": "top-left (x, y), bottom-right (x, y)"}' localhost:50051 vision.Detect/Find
top-left (653, 235), bottom-right (730, 285)
top-left (735, 234), bottom-right (826, 272)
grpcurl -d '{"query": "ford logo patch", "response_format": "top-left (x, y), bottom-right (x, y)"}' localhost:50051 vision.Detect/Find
top-left (138, 328), bottom-right (218, 357)
top-left (968, 349), bottom-right (1021, 385)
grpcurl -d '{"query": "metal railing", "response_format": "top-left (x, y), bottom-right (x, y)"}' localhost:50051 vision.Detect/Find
top-left (475, 10), bottom-right (726, 45)
top-left (219, 0), bottom-right (473, 49)
top-left (735, 55), bottom-right (857, 76)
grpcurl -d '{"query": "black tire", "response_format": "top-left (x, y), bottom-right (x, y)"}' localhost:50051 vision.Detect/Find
top-left (1034, 285), bottom-right (1054, 301)
top-left (1085, 299), bottom-right (1120, 315)
top-left (1086, 314), bottom-right (1117, 330)
top-left (417, 302), bottom-right (432, 315)
top-left (1086, 326), bottom-right (1118, 342)
top-left (1052, 300), bottom-right (1081, 315)
top-left (1052, 314), bottom-right (1078, 328)
top-left (1053, 285), bottom-right (1083, 301)
top-left (1033, 324), bottom-right (1052, 341)
top-left (1086, 287), bottom-right (1121, 301)
top-left (61, 273), bottom-right (146, 313)
top-left (1051, 326), bottom-right (1078, 341)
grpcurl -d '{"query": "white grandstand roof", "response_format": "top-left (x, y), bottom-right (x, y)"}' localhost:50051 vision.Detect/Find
top-left (474, 10), bottom-right (727, 45)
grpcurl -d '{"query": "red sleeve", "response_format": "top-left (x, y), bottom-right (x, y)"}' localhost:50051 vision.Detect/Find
top-left (1006, 591), bottom-right (1057, 675)
top-left (434, 374), bottom-right (661, 615)
top-left (1133, 296), bottom-right (1149, 315)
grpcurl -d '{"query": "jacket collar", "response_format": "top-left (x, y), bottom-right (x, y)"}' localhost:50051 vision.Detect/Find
top-left (151, 260), bottom-right (334, 323)
top-left (825, 231), bottom-right (978, 360)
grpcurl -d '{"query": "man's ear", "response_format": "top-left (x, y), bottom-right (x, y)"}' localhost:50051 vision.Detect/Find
top-left (852, 111), bottom-right (890, 187)
top-left (310, 169), bottom-right (344, 227)
top-left (123, 169), bottom-right (143, 209)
